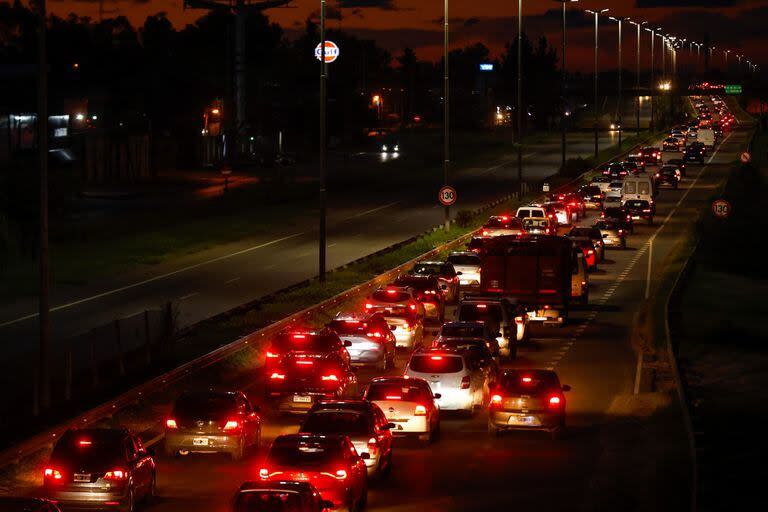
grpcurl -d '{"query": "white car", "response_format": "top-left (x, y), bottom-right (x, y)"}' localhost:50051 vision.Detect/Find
top-left (605, 181), bottom-right (624, 201)
top-left (364, 287), bottom-right (425, 349)
top-left (447, 251), bottom-right (482, 288)
top-left (590, 176), bottom-right (613, 194)
top-left (364, 376), bottom-right (440, 442)
top-left (404, 349), bottom-right (488, 413)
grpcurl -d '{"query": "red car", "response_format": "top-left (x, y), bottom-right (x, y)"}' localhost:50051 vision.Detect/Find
top-left (259, 434), bottom-right (368, 512)
top-left (571, 239), bottom-right (598, 271)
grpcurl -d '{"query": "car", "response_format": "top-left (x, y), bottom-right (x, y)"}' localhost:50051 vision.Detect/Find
top-left (561, 192), bottom-right (586, 219)
top-left (327, 312), bottom-right (396, 370)
top-left (603, 162), bottom-right (627, 179)
top-left (662, 137), bottom-right (681, 151)
top-left (431, 337), bottom-right (499, 381)
top-left (435, 321), bottom-right (500, 357)
top-left (232, 481), bottom-right (332, 512)
top-left (447, 251), bottom-right (482, 289)
top-left (625, 155), bottom-right (645, 172)
top-left (266, 341), bottom-right (359, 414)
top-left (0, 498), bottom-right (62, 512)
top-left (542, 202), bottom-right (572, 226)
top-left (571, 238), bottom-right (598, 272)
top-left (515, 205), bottom-right (547, 220)
top-left (623, 199), bottom-right (654, 225)
top-left (393, 274), bottom-right (446, 323)
top-left (594, 220), bottom-right (627, 249)
top-left (571, 251), bottom-right (589, 305)
top-left (683, 143), bottom-right (706, 164)
top-left (621, 161), bottom-right (639, 176)
top-left (363, 376), bottom-right (440, 442)
top-left (521, 217), bottom-right (556, 235)
top-left (404, 349), bottom-right (488, 414)
top-left (604, 181), bottom-right (624, 201)
top-left (655, 165), bottom-right (681, 189)
top-left (621, 175), bottom-right (655, 205)
top-left (258, 435), bottom-right (367, 512)
top-left (165, 390), bottom-right (262, 460)
top-left (265, 329), bottom-right (352, 376)
top-left (364, 287), bottom-right (425, 349)
top-left (638, 146), bottom-right (662, 166)
top-left (487, 369), bottom-right (570, 439)
top-left (380, 136), bottom-right (400, 154)
top-left (410, 261), bottom-right (460, 303)
top-left (666, 158), bottom-right (687, 177)
top-left (455, 296), bottom-right (528, 358)
top-left (300, 400), bottom-right (394, 477)
top-left (578, 185), bottom-right (603, 210)
top-left (602, 206), bottom-right (634, 234)
top-left (43, 428), bottom-right (156, 512)
top-left (566, 226), bottom-right (605, 262)
top-left (589, 176), bottom-right (613, 193)
top-left (480, 215), bottom-right (524, 238)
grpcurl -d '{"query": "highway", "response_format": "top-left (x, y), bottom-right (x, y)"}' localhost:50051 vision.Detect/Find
top-left (16, 101), bottom-right (748, 511)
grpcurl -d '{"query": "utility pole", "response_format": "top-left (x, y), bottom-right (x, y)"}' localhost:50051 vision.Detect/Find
top-left (319, 0), bottom-right (327, 281)
top-left (517, 0), bottom-right (524, 195)
top-left (587, 9), bottom-right (608, 159)
top-left (37, 0), bottom-right (51, 412)
top-left (608, 17), bottom-right (625, 149)
top-left (554, 0), bottom-right (575, 173)
top-left (443, 0), bottom-right (450, 231)
top-left (631, 21), bottom-right (646, 137)
top-left (646, 27), bottom-right (656, 131)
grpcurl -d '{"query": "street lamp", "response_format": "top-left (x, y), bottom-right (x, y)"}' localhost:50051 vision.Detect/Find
top-left (609, 16), bottom-right (629, 148)
top-left (723, 49), bottom-right (731, 73)
top-left (443, 0), bottom-right (450, 231)
top-left (319, 0), bottom-right (328, 282)
top-left (630, 20), bottom-right (647, 137)
top-left (553, 0), bottom-right (578, 173)
top-left (645, 27), bottom-right (657, 130)
top-left (586, 8), bottom-right (609, 159)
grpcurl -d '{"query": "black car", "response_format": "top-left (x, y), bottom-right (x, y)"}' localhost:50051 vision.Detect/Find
top-left (601, 206), bottom-right (634, 234)
top-left (602, 162), bottom-right (627, 179)
top-left (43, 428), bottom-right (156, 512)
top-left (623, 199), bottom-right (654, 225)
top-left (578, 185), bottom-right (603, 209)
top-left (666, 158), bottom-right (687, 177)
top-left (683, 142), bottom-right (706, 164)
top-left (655, 165), bottom-right (681, 189)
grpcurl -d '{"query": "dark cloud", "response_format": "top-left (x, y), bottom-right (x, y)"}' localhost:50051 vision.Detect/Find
top-left (636, 0), bottom-right (740, 7)
top-left (463, 17), bottom-right (479, 28)
top-left (309, 6), bottom-right (342, 21)
top-left (337, 0), bottom-right (396, 10)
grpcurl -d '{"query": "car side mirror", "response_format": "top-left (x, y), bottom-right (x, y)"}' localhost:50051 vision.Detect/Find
top-left (456, 271), bottom-right (463, 276)
top-left (383, 423), bottom-right (396, 430)
top-left (343, 340), bottom-right (352, 347)
top-left (360, 452), bottom-right (371, 460)
top-left (562, 384), bottom-right (571, 392)
top-left (433, 393), bottom-right (442, 399)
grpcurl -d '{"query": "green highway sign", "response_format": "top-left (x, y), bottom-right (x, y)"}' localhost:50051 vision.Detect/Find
top-left (725, 84), bottom-right (743, 94)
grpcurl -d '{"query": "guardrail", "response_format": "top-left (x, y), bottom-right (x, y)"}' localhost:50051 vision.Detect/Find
top-left (0, 133), bottom-right (664, 471)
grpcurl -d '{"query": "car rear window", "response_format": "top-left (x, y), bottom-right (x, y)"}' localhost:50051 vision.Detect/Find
top-left (328, 319), bottom-right (369, 335)
top-left (234, 492), bottom-right (304, 512)
top-left (273, 332), bottom-right (339, 353)
top-left (447, 254), bottom-right (480, 266)
top-left (269, 438), bottom-right (342, 467)
top-left (581, 186), bottom-right (601, 196)
top-left (498, 371), bottom-right (559, 394)
top-left (174, 393), bottom-right (238, 420)
top-left (624, 182), bottom-right (637, 194)
top-left (50, 431), bottom-right (124, 467)
top-left (366, 382), bottom-right (431, 402)
top-left (523, 218), bottom-right (548, 229)
top-left (603, 208), bottom-right (624, 217)
top-left (458, 304), bottom-right (502, 324)
top-left (486, 217), bottom-right (522, 229)
top-left (395, 277), bottom-right (436, 291)
top-left (412, 263), bottom-right (443, 275)
top-left (371, 290), bottom-right (411, 303)
top-left (301, 412), bottom-right (372, 436)
top-left (440, 323), bottom-right (483, 338)
top-left (595, 221), bottom-right (618, 230)
top-left (569, 228), bottom-right (596, 238)
top-left (408, 354), bottom-right (464, 374)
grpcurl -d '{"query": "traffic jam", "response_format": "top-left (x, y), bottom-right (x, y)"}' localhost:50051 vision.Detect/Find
top-left (37, 97), bottom-right (734, 512)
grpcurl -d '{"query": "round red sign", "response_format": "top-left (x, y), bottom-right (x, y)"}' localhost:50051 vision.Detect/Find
top-left (711, 199), bottom-right (732, 219)
top-left (315, 41), bottom-right (340, 63)
top-left (438, 186), bottom-right (457, 206)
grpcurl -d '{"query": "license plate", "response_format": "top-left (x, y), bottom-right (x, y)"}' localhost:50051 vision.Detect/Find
top-left (193, 437), bottom-right (209, 446)
top-left (293, 395), bottom-right (311, 403)
top-left (508, 415), bottom-right (534, 425)
top-left (74, 474), bottom-right (91, 482)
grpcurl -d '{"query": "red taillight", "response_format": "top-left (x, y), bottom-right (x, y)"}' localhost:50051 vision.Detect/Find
top-left (166, 419), bottom-right (178, 429)
top-left (499, 215), bottom-right (509, 221)
top-left (104, 469), bottom-right (126, 481)
top-left (618, 229), bottom-right (624, 235)
top-left (515, 316), bottom-right (524, 325)
top-left (335, 469), bottom-right (348, 480)
top-left (223, 420), bottom-right (240, 431)
top-left (292, 334), bottom-right (306, 340)
top-left (460, 376), bottom-right (470, 389)
top-left (367, 437), bottom-right (379, 453)
top-left (270, 372), bottom-right (286, 380)
top-left (386, 289), bottom-right (398, 295)
top-left (295, 360), bottom-right (314, 366)
top-left (414, 404), bottom-right (427, 416)
top-left (402, 322), bottom-right (410, 330)
top-left (385, 395), bottom-right (402, 400)
top-left (367, 331), bottom-right (382, 338)
top-left (490, 394), bottom-right (502, 406)
top-left (44, 468), bottom-right (62, 480)
top-left (259, 468), bottom-right (269, 479)
top-left (521, 376), bottom-right (533, 383)
top-left (626, 215), bottom-right (632, 221)
top-left (548, 395), bottom-right (563, 408)
top-left (266, 351), bottom-right (279, 359)
top-left (78, 439), bottom-right (92, 446)
top-left (587, 250), bottom-right (594, 255)
top-left (600, 212), bottom-right (605, 218)
top-left (322, 374), bottom-right (339, 381)
top-left (365, 303), bottom-right (373, 309)
top-left (430, 356), bottom-right (443, 360)
top-left (476, 304), bottom-right (487, 309)
top-left (409, 303), bottom-right (417, 311)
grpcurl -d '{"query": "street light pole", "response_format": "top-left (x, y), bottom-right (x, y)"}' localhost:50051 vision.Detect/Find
top-left (554, 0), bottom-right (577, 173)
top-left (443, 0), bottom-right (450, 231)
top-left (631, 21), bottom-right (646, 137)
top-left (646, 27), bottom-right (656, 131)
top-left (609, 16), bottom-right (626, 149)
top-left (517, 0), bottom-right (524, 194)
top-left (319, 0), bottom-right (327, 282)
top-left (586, 9), bottom-right (608, 159)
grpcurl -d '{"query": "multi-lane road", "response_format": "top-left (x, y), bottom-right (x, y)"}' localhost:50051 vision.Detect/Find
top-left (15, 99), bottom-right (748, 511)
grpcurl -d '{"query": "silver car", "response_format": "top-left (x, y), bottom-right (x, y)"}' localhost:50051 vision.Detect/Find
top-left (447, 251), bottom-right (482, 288)
top-left (327, 312), bottom-right (396, 370)
top-left (364, 287), bottom-right (425, 349)
top-left (594, 220), bottom-right (627, 249)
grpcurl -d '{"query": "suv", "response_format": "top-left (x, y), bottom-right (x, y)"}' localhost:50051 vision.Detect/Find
top-left (683, 143), bottom-right (706, 164)
top-left (393, 274), bottom-right (446, 323)
top-left (410, 261), bottom-right (460, 303)
top-left (655, 165), bottom-right (681, 189)
top-left (456, 296), bottom-right (529, 358)
top-left (578, 185), bottom-right (603, 210)
top-left (623, 199), bottom-right (654, 225)
top-left (165, 390), bottom-right (261, 460)
top-left (43, 428), bottom-right (156, 512)
top-left (515, 205), bottom-right (547, 221)
top-left (480, 215), bottom-right (524, 238)
top-left (233, 481), bottom-right (332, 512)
top-left (447, 251), bottom-right (482, 289)
top-left (566, 226), bottom-right (605, 262)
top-left (265, 329), bottom-right (352, 376)
top-left (327, 312), bottom-right (396, 370)
top-left (638, 146), bottom-right (662, 166)
top-left (602, 207), bottom-right (634, 234)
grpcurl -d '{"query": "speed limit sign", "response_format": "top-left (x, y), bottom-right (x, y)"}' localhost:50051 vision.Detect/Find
top-left (711, 199), bottom-right (732, 219)
top-left (741, 152), bottom-right (751, 164)
top-left (438, 186), bottom-right (457, 206)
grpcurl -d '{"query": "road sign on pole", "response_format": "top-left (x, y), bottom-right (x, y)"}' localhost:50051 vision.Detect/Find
top-left (711, 199), bottom-right (732, 219)
top-left (438, 186), bottom-right (457, 206)
top-left (542, 183), bottom-right (551, 192)
top-left (315, 41), bottom-right (340, 63)
top-left (724, 84), bottom-right (742, 95)
top-left (740, 151), bottom-right (751, 163)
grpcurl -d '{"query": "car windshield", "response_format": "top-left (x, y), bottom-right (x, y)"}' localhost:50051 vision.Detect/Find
top-left (302, 412), bottom-right (373, 436)
top-left (50, 431), bottom-right (124, 467)
top-left (328, 319), bottom-right (369, 336)
top-left (435, 339), bottom-right (486, 354)
top-left (581, 186), bottom-right (601, 195)
top-left (498, 371), bottom-right (559, 394)
top-left (174, 393), bottom-right (238, 420)
top-left (459, 303), bottom-right (502, 323)
top-left (440, 323), bottom-right (484, 338)
top-left (234, 491), bottom-right (304, 512)
top-left (447, 254), bottom-right (480, 266)
top-left (268, 438), bottom-right (341, 468)
top-left (408, 354), bottom-right (464, 374)
top-left (367, 382), bottom-right (431, 402)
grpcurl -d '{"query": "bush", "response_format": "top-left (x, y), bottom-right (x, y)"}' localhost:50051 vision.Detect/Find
top-left (455, 209), bottom-right (474, 228)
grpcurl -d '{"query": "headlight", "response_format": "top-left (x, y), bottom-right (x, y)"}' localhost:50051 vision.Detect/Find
top-left (394, 145), bottom-right (399, 152)
top-left (382, 145), bottom-right (388, 151)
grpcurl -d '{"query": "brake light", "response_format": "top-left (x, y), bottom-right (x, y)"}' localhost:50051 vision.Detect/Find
top-left (78, 439), bottom-right (92, 446)
top-left (600, 212), bottom-right (605, 218)
top-left (386, 289), bottom-right (398, 295)
top-left (292, 334), bottom-right (306, 340)
top-left (365, 303), bottom-right (373, 310)
top-left (44, 468), bottom-right (62, 480)
top-left (322, 374), bottom-right (339, 381)
top-left (490, 394), bottom-right (502, 406)
top-left (643, 209), bottom-right (652, 213)
top-left (430, 356), bottom-right (443, 361)
top-left (385, 395), bottom-right (402, 400)
top-left (499, 215), bottom-right (509, 221)
top-left (476, 304), bottom-right (487, 309)
top-left (104, 469), bottom-right (126, 480)
top-left (259, 468), bottom-right (269, 479)
top-left (166, 419), bottom-right (178, 429)
top-left (618, 229), bottom-right (624, 235)
top-left (270, 372), bottom-right (286, 380)
top-left (335, 469), bottom-right (348, 480)
top-left (587, 250), bottom-right (594, 255)
top-left (223, 420), bottom-right (240, 431)
top-left (295, 360), bottom-right (314, 365)
top-left (482, 230), bottom-right (490, 236)
top-left (266, 351), bottom-right (278, 359)
top-left (414, 405), bottom-right (427, 416)
top-left (521, 376), bottom-right (533, 383)
top-left (461, 376), bottom-right (470, 389)
top-left (626, 215), bottom-right (632, 221)
top-left (409, 303), bottom-right (417, 311)
top-left (548, 395), bottom-right (562, 408)
top-left (367, 331), bottom-right (382, 338)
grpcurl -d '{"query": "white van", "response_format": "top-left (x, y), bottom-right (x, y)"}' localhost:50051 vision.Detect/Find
top-left (516, 206), bottom-right (546, 220)
top-left (697, 128), bottom-right (715, 150)
top-left (622, 175), bottom-right (654, 205)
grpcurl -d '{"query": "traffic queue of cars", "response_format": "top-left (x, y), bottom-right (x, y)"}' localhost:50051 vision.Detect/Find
top-left (37, 97), bottom-right (730, 512)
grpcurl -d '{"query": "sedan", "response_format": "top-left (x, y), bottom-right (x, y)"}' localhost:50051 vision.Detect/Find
top-left (364, 376), bottom-right (440, 443)
top-left (594, 220), bottom-right (627, 249)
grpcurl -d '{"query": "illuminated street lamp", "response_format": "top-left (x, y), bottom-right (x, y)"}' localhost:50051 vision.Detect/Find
top-left (608, 15), bottom-right (629, 148)
top-left (553, 0), bottom-right (578, 173)
top-left (586, 8), bottom-right (609, 158)
top-left (629, 21), bottom-right (646, 136)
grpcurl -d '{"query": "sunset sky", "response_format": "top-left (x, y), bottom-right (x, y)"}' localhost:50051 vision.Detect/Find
top-left (45, 0), bottom-right (768, 72)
